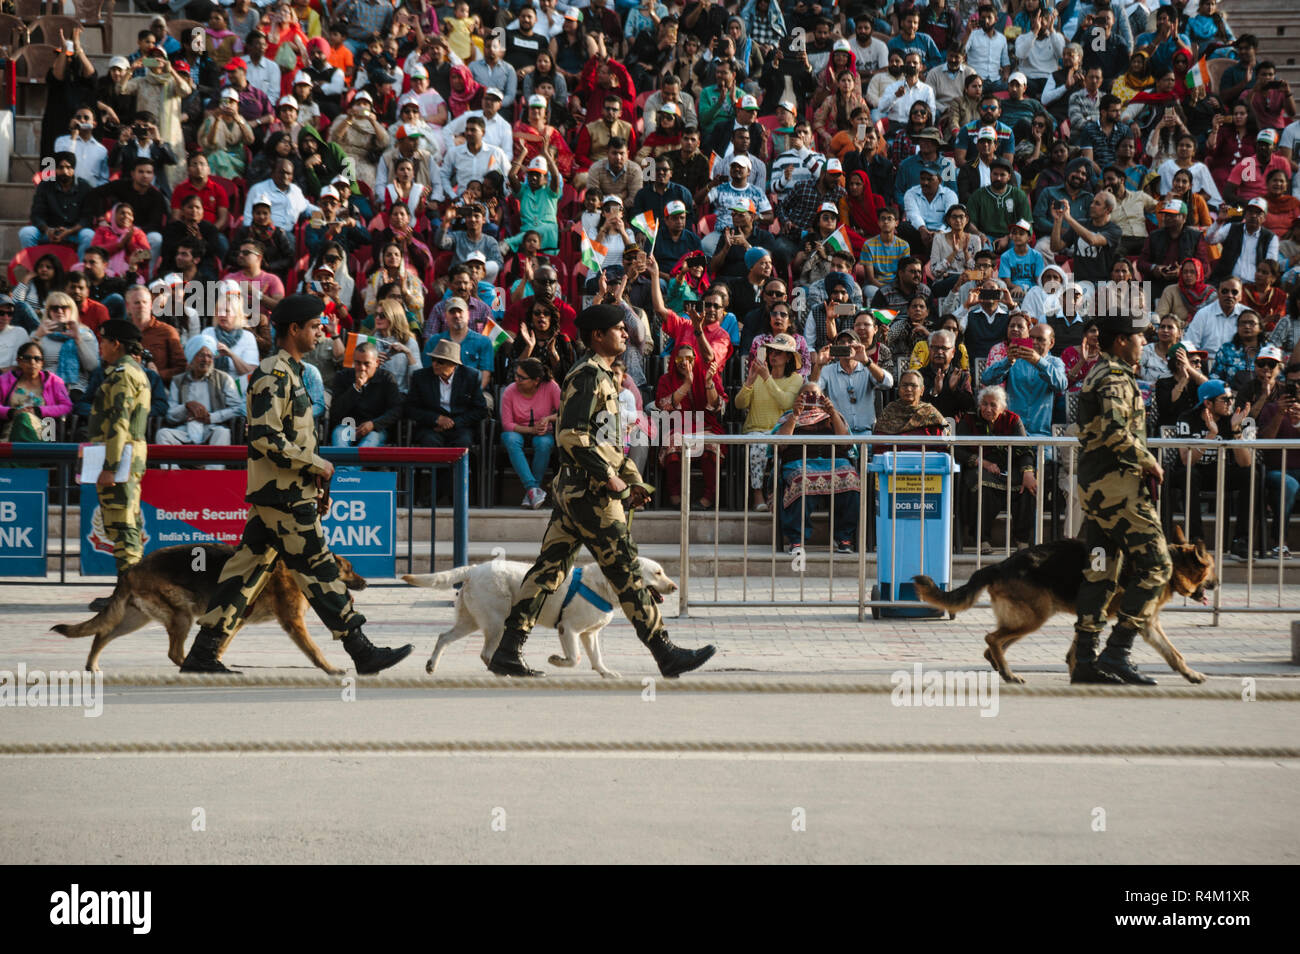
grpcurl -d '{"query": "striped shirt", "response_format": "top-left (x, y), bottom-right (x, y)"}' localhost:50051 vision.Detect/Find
top-left (861, 236), bottom-right (911, 286)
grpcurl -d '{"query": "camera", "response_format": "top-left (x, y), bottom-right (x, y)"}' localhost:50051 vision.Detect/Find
top-left (1284, 381), bottom-right (1300, 401)
top-left (140, 348), bottom-right (155, 366)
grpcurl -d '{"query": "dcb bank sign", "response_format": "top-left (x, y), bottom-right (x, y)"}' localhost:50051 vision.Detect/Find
top-left (0, 469), bottom-right (48, 576)
top-left (80, 471), bottom-right (396, 578)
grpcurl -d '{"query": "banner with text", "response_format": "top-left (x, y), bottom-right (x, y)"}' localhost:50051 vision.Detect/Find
top-left (0, 469), bottom-right (49, 577)
top-left (80, 470), bottom-right (397, 578)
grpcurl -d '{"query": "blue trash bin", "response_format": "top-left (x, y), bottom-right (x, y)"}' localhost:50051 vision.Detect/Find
top-left (867, 451), bottom-right (959, 618)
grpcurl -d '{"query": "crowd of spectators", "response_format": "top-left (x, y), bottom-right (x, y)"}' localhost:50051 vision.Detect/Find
top-left (7, 0), bottom-right (1300, 552)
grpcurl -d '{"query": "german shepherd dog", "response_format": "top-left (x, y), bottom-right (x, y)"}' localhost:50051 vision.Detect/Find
top-left (51, 544), bottom-right (367, 674)
top-left (912, 528), bottom-right (1216, 685)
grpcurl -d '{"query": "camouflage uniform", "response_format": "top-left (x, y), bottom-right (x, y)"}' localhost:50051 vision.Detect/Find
top-left (88, 355), bottom-right (150, 572)
top-left (500, 352), bottom-right (663, 641)
top-left (196, 350), bottom-right (364, 640)
top-left (1075, 352), bottom-right (1172, 638)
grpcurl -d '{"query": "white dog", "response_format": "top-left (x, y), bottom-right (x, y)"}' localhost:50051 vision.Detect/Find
top-left (402, 557), bottom-right (678, 678)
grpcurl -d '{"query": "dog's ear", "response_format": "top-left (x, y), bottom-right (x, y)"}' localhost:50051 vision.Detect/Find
top-left (1170, 525), bottom-right (1186, 545)
top-left (1194, 540), bottom-right (1208, 559)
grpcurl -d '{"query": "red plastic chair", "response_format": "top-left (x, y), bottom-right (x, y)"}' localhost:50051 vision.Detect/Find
top-left (8, 244), bottom-right (79, 287)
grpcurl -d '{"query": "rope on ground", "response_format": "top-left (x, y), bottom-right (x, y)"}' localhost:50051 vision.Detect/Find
top-left (1, 739), bottom-right (1296, 759)
top-left (91, 672), bottom-right (1300, 700)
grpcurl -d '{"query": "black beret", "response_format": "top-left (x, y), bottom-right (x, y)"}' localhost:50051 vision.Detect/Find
top-left (1097, 314), bottom-right (1151, 336)
top-left (575, 304), bottom-right (625, 334)
top-left (99, 319), bottom-right (142, 344)
top-left (271, 294), bottom-right (325, 330)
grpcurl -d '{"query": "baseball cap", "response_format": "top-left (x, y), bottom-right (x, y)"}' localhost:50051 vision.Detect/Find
top-left (1258, 343), bottom-right (1284, 363)
top-left (1008, 71), bottom-right (1028, 86)
top-left (665, 199), bottom-right (687, 215)
top-left (563, 8), bottom-right (581, 20)
top-left (409, 64), bottom-right (429, 79)
top-left (1160, 200), bottom-right (1188, 215)
top-left (825, 157), bottom-right (843, 173)
top-left (1011, 218), bottom-right (1033, 232)
top-left (224, 57), bottom-right (247, 71)
top-left (483, 86), bottom-right (503, 100)
top-left (976, 126), bottom-right (997, 142)
top-left (778, 99), bottom-right (797, 113)
top-left (395, 124), bottom-right (423, 140)
top-left (919, 160), bottom-right (942, 176)
top-left (728, 154), bottom-right (752, 171)
top-left (527, 94), bottom-right (548, 109)
top-left (833, 38), bottom-right (852, 52)
top-left (220, 87), bottom-right (240, 101)
top-left (252, 198), bottom-right (272, 209)
top-left (318, 185), bottom-right (339, 200)
top-left (1257, 129), bottom-right (1278, 144)
top-left (1248, 197), bottom-right (1269, 212)
top-left (446, 297), bottom-right (469, 313)
top-left (108, 55), bottom-right (130, 71)
top-left (293, 70), bottom-right (312, 86)
top-left (353, 90), bottom-right (373, 103)
top-left (738, 94), bottom-right (759, 111)
top-left (526, 156), bottom-right (548, 173)
top-left (991, 157), bottom-right (1014, 173)
top-left (464, 250), bottom-right (488, 265)
top-left (602, 194), bottom-right (623, 207)
top-left (729, 198), bottom-right (757, 214)
top-left (659, 102), bottom-right (679, 116)
top-left (278, 95), bottom-right (298, 108)
top-left (819, 201), bottom-right (840, 215)
top-left (1197, 379), bottom-right (1229, 404)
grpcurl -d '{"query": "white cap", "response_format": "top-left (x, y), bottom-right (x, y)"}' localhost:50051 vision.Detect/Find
top-left (602, 194), bottom-right (623, 206)
top-left (778, 98), bottom-right (797, 113)
top-left (1011, 218), bottom-right (1034, 232)
top-left (408, 64), bottom-right (429, 79)
top-left (278, 95), bottom-right (298, 108)
top-left (738, 94), bottom-right (759, 111)
top-left (318, 185), bottom-right (340, 200)
top-left (526, 156), bottom-right (548, 173)
top-left (825, 157), bottom-right (843, 173)
top-left (293, 70), bottom-right (312, 86)
top-left (1008, 71), bottom-right (1028, 86)
top-left (1248, 197), bottom-right (1269, 212)
top-left (353, 90), bottom-right (373, 103)
top-left (659, 102), bottom-right (679, 116)
top-left (527, 94), bottom-right (548, 109)
top-left (464, 250), bottom-right (487, 264)
top-left (729, 154), bottom-right (752, 170)
top-left (108, 55), bottom-right (130, 71)
top-left (484, 86), bottom-right (504, 100)
top-left (818, 201), bottom-right (840, 215)
top-left (220, 87), bottom-right (240, 101)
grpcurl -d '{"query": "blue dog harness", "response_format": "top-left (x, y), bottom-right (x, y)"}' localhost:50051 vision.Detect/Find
top-left (561, 567), bottom-right (614, 614)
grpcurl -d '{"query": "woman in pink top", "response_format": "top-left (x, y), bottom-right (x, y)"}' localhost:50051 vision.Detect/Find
top-left (500, 357), bottom-right (562, 510)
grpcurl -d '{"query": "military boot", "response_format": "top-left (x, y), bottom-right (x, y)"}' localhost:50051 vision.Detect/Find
top-left (180, 628), bottom-right (241, 674)
top-left (487, 630), bottom-right (545, 677)
top-left (1070, 631), bottom-right (1123, 685)
top-left (342, 630), bottom-right (413, 675)
top-left (646, 632), bottom-right (717, 678)
top-left (1095, 625), bottom-right (1157, 686)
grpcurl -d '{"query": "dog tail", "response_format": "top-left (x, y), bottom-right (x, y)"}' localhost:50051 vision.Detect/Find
top-left (402, 565), bottom-right (477, 590)
top-left (912, 566), bottom-right (997, 615)
top-left (51, 574), bottom-right (133, 639)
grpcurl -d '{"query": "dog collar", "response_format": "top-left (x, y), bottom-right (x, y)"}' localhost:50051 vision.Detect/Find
top-left (561, 567), bottom-right (614, 614)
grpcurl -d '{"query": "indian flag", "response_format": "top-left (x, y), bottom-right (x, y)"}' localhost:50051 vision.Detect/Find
top-left (630, 210), bottom-right (658, 242)
top-left (708, 150), bottom-right (721, 177)
top-left (343, 332), bottom-right (379, 367)
top-left (481, 316), bottom-right (513, 352)
top-left (822, 225), bottom-right (852, 255)
top-left (870, 309), bottom-right (897, 325)
top-left (1186, 58), bottom-right (1212, 90)
top-left (579, 231), bottom-right (607, 275)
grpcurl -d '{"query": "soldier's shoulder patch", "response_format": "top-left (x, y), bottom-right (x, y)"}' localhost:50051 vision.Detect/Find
top-left (272, 368), bottom-right (288, 380)
top-left (1109, 368), bottom-right (1127, 375)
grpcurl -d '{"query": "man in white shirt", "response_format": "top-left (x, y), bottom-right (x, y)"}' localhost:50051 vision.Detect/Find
top-left (849, 17), bottom-right (889, 75)
top-left (902, 162), bottom-right (959, 253)
top-left (244, 158), bottom-right (316, 232)
top-left (55, 106), bottom-right (111, 187)
top-left (873, 52), bottom-right (937, 124)
top-left (442, 87), bottom-right (512, 156)
top-left (1183, 277), bottom-right (1247, 363)
top-left (242, 31), bottom-right (283, 106)
top-left (440, 116), bottom-right (511, 202)
top-left (965, 4), bottom-right (1010, 90)
top-left (1014, 7), bottom-right (1067, 91)
top-left (1206, 198), bottom-right (1280, 285)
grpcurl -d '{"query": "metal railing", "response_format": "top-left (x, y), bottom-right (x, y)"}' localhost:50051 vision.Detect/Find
top-left (675, 432), bottom-right (1300, 622)
top-left (0, 443), bottom-right (470, 582)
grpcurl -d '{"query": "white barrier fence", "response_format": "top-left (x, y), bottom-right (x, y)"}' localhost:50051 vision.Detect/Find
top-left (674, 433), bottom-right (1300, 623)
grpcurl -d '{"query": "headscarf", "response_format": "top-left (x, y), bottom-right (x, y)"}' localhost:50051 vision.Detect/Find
top-left (875, 397), bottom-right (947, 436)
top-left (657, 343), bottom-right (724, 437)
top-left (670, 251), bottom-right (711, 297)
top-left (448, 64), bottom-right (482, 118)
top-left (726, 17), bottom-right (754, 74)
top-left (1177, 257), bottom-right (1214, 313)
top-left (778, 388), bottom-right (830, 429)
top-left (840, 170), bottom-right (880, 236)
top-left (1124, 48), bottom-right (1154, 90)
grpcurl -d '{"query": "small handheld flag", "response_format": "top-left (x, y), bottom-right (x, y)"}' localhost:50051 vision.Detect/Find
top-left (870, 309), bottom-right (897, 325)
top-left (481, 316), bottom-right (514, 352)
top-left (630, 210), bottom-right (659, 243)
top-left (579, 232), bottom-right (608, 275)
top-left (822, 225), bottom-right (852, 255)
top-left (342, 332), bottom-right (380, 367)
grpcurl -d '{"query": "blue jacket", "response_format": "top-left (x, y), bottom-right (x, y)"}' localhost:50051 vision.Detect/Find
top-left (981, 353), bottom-right (1067, 437)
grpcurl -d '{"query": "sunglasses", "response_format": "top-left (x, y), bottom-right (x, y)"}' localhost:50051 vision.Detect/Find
top-left (1257, 360), bottom-right (1279, 368)
top-left (18, 353), bottom-right (43, 362)
top-left (764, 289), bottom-right (786, 297)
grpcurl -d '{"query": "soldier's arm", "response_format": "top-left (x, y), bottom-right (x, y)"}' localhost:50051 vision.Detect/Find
top-left (247, 370), bottom-right (328, 474)
top-left (556, 366), bottom-right (621, 485)
top-left (616, 456), bottom-right (652, 495)
top-left (100, 373), bottom-right (134, 472)
top-left (1093, 377), bottom-right (1158, 474)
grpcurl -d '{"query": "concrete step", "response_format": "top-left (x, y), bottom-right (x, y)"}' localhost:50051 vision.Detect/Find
top-left (0, 220), bottom-right (32, 260)
top-left (0, 182), bottom-right (35, 219)
top-left (8, 155), bottom-right (43, 186)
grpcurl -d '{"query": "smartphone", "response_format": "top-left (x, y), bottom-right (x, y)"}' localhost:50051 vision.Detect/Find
top-left (756, 345), bottom-right (767, 364)
top-left (832, 302), bottom-right (857, 317)
top-left (829, 345), bottom-right (852, 358)
top-left (856, 123), bottom-right (868, 140)
top-left (1013, 337), bottom-right (1033, 350)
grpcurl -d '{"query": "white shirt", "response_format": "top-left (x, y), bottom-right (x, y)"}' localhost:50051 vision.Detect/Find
top-left (439, 374), bottom-right (453, 410)
top-left (243, 55), bottom-right (282, 107)
top-left (0, 326), bottom-right (28, 371)
top-left (715, 148), bottom-right (767, 192)
top-left (1014, 31), bottom-right (1066, 80)
top-left (244, 179), bottom-right (316, 232)
top-left (849, 36), bottom-right (889, 73)
top-left (771, 147), bottom-right (824, 197)
top-left (903, 184), bottom-right (959, 231)
top-left (1206, 222), bottom-right (1280, 284)
top-left (54, 133), bottom-right (110, 186)
top-left (439, 141), bottom-right (511, 200)
top-left (1157, 159), bottom-right (1223, 209)
top-left (442, 109), bottom-right (512, 157)
top-left (1183, 300), bottom-right (1246, 360)
top-left (873, 78), bottom-right (938, 124)
top-left (1279, 119), bottom-right (1300, 156)
top-left (965, 28), bottom-right (1009, 82)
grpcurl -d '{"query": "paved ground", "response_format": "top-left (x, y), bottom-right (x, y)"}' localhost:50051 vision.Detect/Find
top-left (2, 576), bottom-right (1297, 863)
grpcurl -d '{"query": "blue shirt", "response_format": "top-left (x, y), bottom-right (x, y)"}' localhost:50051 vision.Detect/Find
top-left (998, 246), bottom-right (1046, 291)
top-left (888, 32), bottom-right (944, 69)
top-left (423, 331), bottom-right (494, 374)
top-left (819, 360), bottom-right (894, 434)
top-left (981, 353), bottom-right (1067, 436)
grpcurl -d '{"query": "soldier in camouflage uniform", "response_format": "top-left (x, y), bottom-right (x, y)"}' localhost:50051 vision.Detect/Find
top-left (89, 319), bottom-right (151, 574)
top-left (488, 304), bottom-right (717, 678)
top-left (181, 296), bottom-right (413, 674)
top-left (1073, 314), bottom-right (1171, 685)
